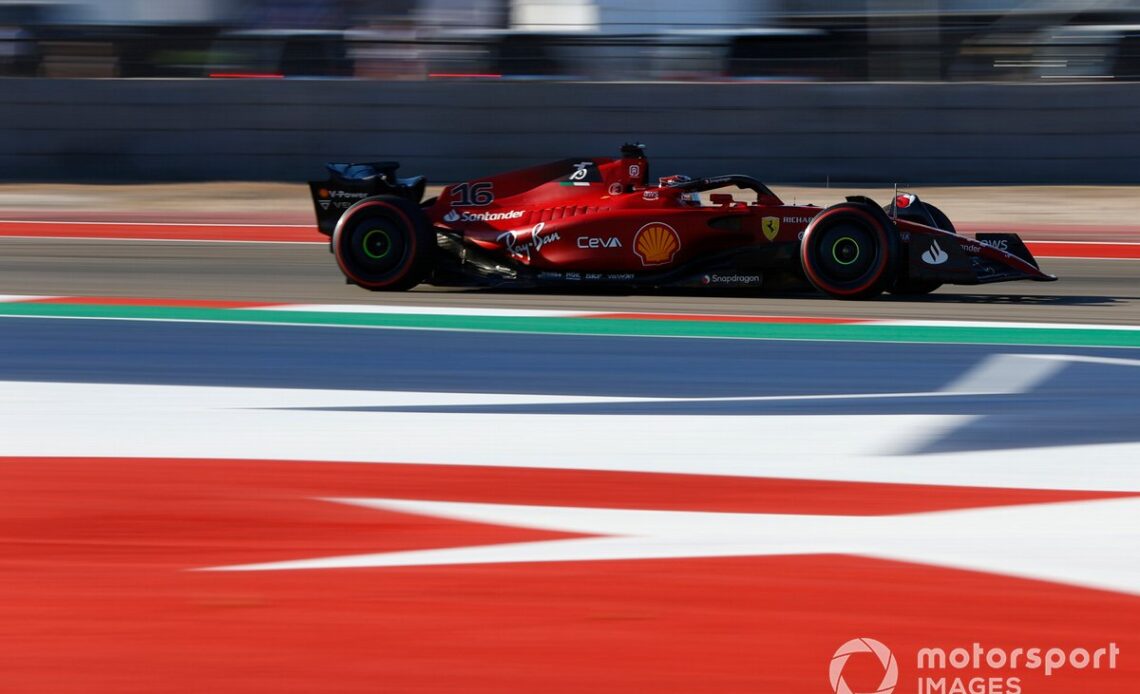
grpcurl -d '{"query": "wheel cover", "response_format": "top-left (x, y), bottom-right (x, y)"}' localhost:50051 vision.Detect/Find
top-left (362, 229), bottom-right (393, 260)
top-left (814, 222), bottom-right (878, 284)
top-left (830, 236), bottom-right (861, 266)
top-left (347, 218), bottom-right (407, 277)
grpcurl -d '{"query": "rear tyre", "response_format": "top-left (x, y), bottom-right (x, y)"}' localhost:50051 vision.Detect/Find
top-left (800, 203), bottom-right (899, 300)
top-left (333, 196), bottom-right (435, 291)
top-left (888, 202), bottom-right (955, 296)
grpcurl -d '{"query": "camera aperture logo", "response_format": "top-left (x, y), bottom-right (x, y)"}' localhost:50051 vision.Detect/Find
top-left (830, 638), bottom-right (898, 694)
top-left (830, 638), bottom-right (1120, 694)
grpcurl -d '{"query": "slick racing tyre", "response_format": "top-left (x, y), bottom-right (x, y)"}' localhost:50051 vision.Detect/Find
top-left (800, 203), bottom-right (899, 300)
top-left (887, 202), bottom-right (955, 296)
top-left (333, 195), bottom-right (435, 291)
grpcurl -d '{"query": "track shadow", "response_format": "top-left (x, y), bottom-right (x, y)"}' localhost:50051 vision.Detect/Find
top-left (882, 293), bottom-right (1119, 306)
top-left (451, 285), bottom-right (1120, 306)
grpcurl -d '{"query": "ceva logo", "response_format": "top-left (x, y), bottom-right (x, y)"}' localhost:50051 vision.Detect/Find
top-left (830, 638), bottom-right (898, 694)
top-left (577, 236), bottom-right (622, 249)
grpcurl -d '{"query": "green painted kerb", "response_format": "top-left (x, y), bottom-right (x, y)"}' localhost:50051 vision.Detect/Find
top-left (0, 303), bottom-right (1138, 348)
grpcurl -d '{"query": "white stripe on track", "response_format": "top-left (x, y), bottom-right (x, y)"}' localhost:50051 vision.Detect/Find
top-left (0, 294), bottom-right (1137, 332)
top-left (246, 304), bottom-right (593, 317)
top-left (2, 380), bottom-right (1139, 492)
top-left (870, 319), bottom-right (1140, 331)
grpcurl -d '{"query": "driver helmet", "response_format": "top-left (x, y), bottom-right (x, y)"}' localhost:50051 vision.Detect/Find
top-left (659, 174), bottom-right (700, 205)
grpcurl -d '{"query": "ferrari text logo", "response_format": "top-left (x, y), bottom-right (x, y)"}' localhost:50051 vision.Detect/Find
top-left (762, 216), bottom-right (780, 241)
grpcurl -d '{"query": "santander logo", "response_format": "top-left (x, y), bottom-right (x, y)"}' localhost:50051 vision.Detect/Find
top-left (443, 209), bottom-right (524, 224)
top-left (921, 239), bottom-right (949, 265)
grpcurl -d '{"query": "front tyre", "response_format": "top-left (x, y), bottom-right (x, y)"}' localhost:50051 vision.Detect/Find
top-left (800, 203), bottom-right (899, 300)
top-left (333, 196), bottom-right (435, 291)
top-left (888, 202), bottom-right (955, 296)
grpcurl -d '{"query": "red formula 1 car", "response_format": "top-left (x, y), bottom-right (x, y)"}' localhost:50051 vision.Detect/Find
top-left (309, 144), bottom-right (1054, 299)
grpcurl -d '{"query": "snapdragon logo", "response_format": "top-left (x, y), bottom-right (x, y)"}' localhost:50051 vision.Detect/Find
top-left (701, 273), bottom-right (761, 286)
top-left (830, 638), bottom-right (898, 694)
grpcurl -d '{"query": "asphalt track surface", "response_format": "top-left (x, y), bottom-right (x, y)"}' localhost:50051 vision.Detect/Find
top-left (4, 317), bottom-right (1140, 449)
top-left (2, 224), bottom-right (1139, 693)
top-left (2, 309), bottom-right (1140, 693)
top-left (1, 237), bottom-right (1139, 324)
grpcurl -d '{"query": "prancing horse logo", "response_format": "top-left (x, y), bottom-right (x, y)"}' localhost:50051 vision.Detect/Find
top-left (762, 217), bottom-right (780, 241)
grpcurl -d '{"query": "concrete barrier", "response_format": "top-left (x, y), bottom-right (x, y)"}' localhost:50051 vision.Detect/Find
top-left (1, 79), bottom-right (1138, 184)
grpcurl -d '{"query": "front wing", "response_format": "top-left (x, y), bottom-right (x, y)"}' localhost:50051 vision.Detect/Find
top-left (902, 227), bottom-right (1056, 286)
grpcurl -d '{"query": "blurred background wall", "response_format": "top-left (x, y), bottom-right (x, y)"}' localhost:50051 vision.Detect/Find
top-left (1, 0), bottom-right (1139, 183)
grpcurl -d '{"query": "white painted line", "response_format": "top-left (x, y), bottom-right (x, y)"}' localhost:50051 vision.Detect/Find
top-left (245, 306), bottom-right (1140, 331)
top-left (248, 309), bottom-right (1140, 333)
top-left (0, 296), bottom-right (1136, 336)
top-left (3, 379), bottom-right (1140, 492)
top-left (941, 353), bottom-right (1069, 394)
top-left (1021, 353), bottom-right (1140, 367)
top-left (248, 304), bottom-right (592, 318)
top-left (204, 496), bottom-right (1140, 597)
top-left (1, 312), bottom-right (1137, 347)
top-left (872, 319), bottom-right (1140, 331)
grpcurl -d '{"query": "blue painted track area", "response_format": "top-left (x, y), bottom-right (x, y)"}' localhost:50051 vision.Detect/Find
top-left (1, 316), bottom-right (1139, 453)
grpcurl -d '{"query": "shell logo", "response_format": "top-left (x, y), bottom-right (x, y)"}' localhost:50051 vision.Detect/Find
top-left (633, 222), bottom-right (681, 266)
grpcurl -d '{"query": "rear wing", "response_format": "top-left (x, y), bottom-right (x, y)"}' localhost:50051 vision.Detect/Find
top-left (309, 162), bottom-right (426, 235)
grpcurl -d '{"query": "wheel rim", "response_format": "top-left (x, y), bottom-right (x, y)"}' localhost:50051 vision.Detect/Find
top-left (814, 222), bottom-right (878, 284)
top-left (348, 218), bottom-right (407, 276)
top-left (362, 229), bottom-right (393, 260)
top-left (831, 236), bottom-right (861, 266)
